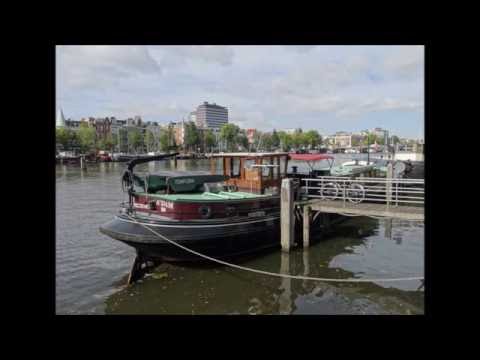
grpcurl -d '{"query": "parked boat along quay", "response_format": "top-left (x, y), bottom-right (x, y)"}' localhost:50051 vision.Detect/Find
top-left (56, 154), bottom-right (424, 315)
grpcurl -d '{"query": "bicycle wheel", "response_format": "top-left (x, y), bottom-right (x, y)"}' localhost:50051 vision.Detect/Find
top-left (320, 182), bottom-right (339, 200)
top-left (347, 183), bottom-right (365, 203)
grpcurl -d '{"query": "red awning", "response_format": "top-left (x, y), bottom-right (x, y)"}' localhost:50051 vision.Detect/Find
top-left (289, 153), bottom-right (334, 161)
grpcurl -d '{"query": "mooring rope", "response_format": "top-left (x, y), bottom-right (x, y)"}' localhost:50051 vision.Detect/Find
top-left (125, 214), bottom-right (423, 283)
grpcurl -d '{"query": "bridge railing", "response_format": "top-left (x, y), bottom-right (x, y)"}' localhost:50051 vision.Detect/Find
top-left (301, 176), bottom-right (424, 207)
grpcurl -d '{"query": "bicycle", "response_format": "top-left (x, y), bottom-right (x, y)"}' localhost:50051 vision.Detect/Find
top-left (319, 180), bottom-right (365, 203)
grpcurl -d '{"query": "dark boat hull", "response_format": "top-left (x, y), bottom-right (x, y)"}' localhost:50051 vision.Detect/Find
top-left (100, 214), bottom-right (281, 261)
top-left (100, 212), bottom-right (346, 262)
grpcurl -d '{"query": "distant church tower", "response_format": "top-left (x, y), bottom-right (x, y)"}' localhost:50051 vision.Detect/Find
top-left (56, 108), bottom-right (66, 128)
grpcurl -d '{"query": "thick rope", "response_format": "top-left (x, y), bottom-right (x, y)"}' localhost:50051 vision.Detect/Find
top-left (125, 214), bottom-right (423, 283)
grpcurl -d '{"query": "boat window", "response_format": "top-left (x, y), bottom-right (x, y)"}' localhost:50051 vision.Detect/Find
top-left (203, 182), bottom-right (224, 193)
top-left (232, 157), bottom-right (241, 178)
top-left (146, 175), bottom-right (167, 194)
top-left (261, 158), bottom-right (273, 178)
top-left (244, 159), bottom-right (256, 169)
top-left (133, 174), bottom-right (146, 193)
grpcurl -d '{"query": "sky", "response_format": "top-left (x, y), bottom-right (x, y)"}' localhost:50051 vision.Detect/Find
top-left (56, 45), bottom-right (424, 139)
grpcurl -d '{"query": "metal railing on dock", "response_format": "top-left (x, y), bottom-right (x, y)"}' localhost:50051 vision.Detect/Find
top-left (280, 175), bottom-right (424, 252)
top-left (301, 176), bottom-right (424, 207)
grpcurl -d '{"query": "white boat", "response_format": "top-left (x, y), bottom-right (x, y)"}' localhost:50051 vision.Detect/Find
top-left (330, 160), bottom-right (375, 177)
top-left (341, 160), bottom-right (374, 166)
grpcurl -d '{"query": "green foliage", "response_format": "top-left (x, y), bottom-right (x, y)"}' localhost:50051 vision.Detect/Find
top-left (77, 123), bottom-right (96, 153)
top-left (184, 121), bottom-right (200, 151)
top-left (277, 131), bottom-right (292, 151)
top-left (236, 130), bottom-right (249, 151)
top-left (262, 133), bottom-right (274, 151)
top-left (204, 129), bottom-right (216, 151)
top-left (303, 130), bottom-right (321, 149)
top-left (271, 129), bottom-right (280, 148)
top-left (159, 130), bottom-right (170, 152)
top-left (219, 123), bottom-right (240, 152)
top-left (103, 133), bottom-right (114, 151)
top-left (56, 128), bottom-right (79, 150)
top-left (363, 133), bottom-right (378, 146)
top-left (168, 126), bottom-right (177, 150)
top-left (291, 129), bottom-right (304, 149)
top-left (128, 128), bottom-right (143, 153)
top-left (145, 130), bottom-right (157, 152)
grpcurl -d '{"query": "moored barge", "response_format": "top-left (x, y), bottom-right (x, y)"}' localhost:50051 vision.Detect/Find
top-left (100, 152), bottom-right (341, 262)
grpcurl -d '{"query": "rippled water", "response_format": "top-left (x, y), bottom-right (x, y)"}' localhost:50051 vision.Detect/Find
top-left (56, 155), bottom-right (424, 315)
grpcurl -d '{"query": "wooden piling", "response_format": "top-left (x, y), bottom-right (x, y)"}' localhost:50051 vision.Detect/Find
top-left (80, 156), bottom-right (86, 170)
top-left (280, 178), bottom-right (295, 252)
top-left (386, 162), bottom-right (393, 207)
top-left (303, 205), bottom-right (311, 248)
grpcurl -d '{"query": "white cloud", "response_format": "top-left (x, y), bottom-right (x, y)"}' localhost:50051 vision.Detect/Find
top-left (283, 45), bottom-right (317, 53)
top-left (57, 45), bottom-right (161, 89)
top-left (150, 46), bottom-right (235, 68)
top-left (57, 45), bottom-right (424, 137)
top-left (384, 46), bottom-right (424, 79)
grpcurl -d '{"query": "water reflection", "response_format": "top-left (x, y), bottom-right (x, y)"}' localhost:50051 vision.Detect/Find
top-left (104, 215), bottom-right (424, 315)
top-left (278, 252), bottom-right (292, 314)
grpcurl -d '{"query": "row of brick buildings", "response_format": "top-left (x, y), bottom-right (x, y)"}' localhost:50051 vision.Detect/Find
top-left (56, 101), bottom-right (230, 152)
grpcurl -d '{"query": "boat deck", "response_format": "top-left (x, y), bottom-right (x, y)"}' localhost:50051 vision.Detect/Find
top-left (137, 191), bottom-right (272, 202)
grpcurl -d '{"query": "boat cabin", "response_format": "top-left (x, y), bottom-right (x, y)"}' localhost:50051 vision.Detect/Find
top-left (132, 171), bottom-right (229, 195)
top-left (209, 152), bottom-right (289, 194)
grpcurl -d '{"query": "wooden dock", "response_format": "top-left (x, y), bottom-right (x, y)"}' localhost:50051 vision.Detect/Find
top-left (280, 168), bottom-right (424, 251)
top-left (301, 199), bottom-right (424, 221)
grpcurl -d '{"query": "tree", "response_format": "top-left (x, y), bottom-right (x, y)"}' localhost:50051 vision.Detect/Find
top-left (166, 124), bottom-right (177, 151)
top-left (236, 130), bottom-right (249, 151)
top-left (77, 123), bottom-right (96, 153)
top-left (262, 133), bottom-right (273, 151)
top-left (204, 130), bottom-right (216, 152)
top-left (103, 133), bottom-right (114, 151)
top-left (219, 123), bottom-right (240, 152)
top-left (278, 131), bottom-right (292, 151)
top-left (363, 133), bottom-right (378, 146)
top-left (304, 130), bottom-right (321, 149)
top-left (111, 133), bottom-right (118, 152)
top-left (96, 138), bottom-right (105, 151)
top-left (56, 128), bottom-right (68, 148)
top-left (128, 128), bottom-right (143, 153)
top-left (391, 135), bottom-right (400, 145)
top-left (184, 121), bottom-right (200, 152)
top-left (291, 128), bottom-right (304, 149)
top-left (56, 128), bottom-right (79, 150)
top-left (159, 130), bottom-right (170, 152)
top-left (145, 130), bottom-right (156, 153)
top-left (271, 129), bottom-right (280, 149)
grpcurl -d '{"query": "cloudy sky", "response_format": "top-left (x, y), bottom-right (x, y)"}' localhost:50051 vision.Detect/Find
top-left (56, 45), bottom-right (424, 138)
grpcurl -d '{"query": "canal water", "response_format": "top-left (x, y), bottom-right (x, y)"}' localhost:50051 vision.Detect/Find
top-left (55, 155), bottom-right (424, 315)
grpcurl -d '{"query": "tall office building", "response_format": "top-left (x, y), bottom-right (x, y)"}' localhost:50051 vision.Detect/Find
top-left (195, 102), bottom-right (228, 130)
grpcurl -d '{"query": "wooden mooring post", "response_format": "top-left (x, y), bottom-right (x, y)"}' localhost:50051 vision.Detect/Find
top-left (280, 178), bottom-right (295, 252)
top-left (80, 156), bottom-right (87, 170)
top-left (303, 205), bottom-right (311, 248)
top-left (386, 162), bottom-right (393, 208)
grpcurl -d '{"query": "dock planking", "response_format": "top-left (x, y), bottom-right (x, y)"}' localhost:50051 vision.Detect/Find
top-left (301, 199), bottom-right (424, 221)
